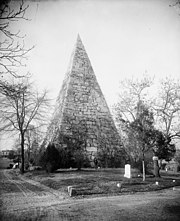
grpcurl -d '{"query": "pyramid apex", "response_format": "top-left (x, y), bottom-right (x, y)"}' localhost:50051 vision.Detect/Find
top-left (77, 33), bottom-right (81, 41)
top-left (73, 34), bottom-right (87, 57)
top-left (76, 34), bottom-right (83, 47)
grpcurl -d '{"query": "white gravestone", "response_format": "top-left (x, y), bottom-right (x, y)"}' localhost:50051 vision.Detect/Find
top-left (124, 164), bottom-right (131, 178)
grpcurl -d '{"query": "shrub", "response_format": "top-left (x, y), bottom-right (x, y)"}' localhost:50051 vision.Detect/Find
top-left (57, 147), bottom-right (90, 170)
top-left (73, 149), bottom-right (90, 170)
top-left (39, 143), bottom-right (60, 173)
top-left (97, 148), bottom-right (126, 168)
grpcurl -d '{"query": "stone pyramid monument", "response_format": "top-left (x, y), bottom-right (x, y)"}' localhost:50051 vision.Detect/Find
top-left (46, 35), bottom-right (123, 161)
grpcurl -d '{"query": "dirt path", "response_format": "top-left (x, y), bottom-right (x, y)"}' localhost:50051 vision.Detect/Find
top-left (0, 169), bottom-right (180, 221)
top-left (0, 170), bottom-right (70, 220)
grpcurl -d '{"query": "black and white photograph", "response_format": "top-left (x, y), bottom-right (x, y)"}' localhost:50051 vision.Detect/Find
top-left (0, 0), bottom-right (180, 220)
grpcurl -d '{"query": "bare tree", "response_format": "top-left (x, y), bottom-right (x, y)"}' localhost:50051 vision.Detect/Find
top-left (153, 77), bottom-right (180, 140)
top-left (114, 76), bottom-right (177, 178)
top-left (0, 0), bottom-right (33, 77)
top-left (113, 76), bottom-right (153, 155)
top-left (24, 124), bottom-right (41, 166)
top-left (0, 78), bottom-right (50, 173)
top-left (114, 76), bottom-right (153, 123)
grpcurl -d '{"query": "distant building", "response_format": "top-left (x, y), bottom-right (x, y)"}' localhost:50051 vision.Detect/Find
top-left (0, 149), bottom-right (19, 158)
top-left (0, 150), bottom-right (11, 158)
top-left (162, 158), bottom-right (179, 173)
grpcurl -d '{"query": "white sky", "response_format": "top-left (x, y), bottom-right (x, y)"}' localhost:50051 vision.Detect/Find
top-left (17, 0), bottom-right (180, 105)
top-left (1, 0), bottom-right (180, 150)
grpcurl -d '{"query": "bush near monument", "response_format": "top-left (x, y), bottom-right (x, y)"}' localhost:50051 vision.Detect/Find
top-left (39, 137), bottom-right (91, 172)
top-left (97, 147), bottom-right (126, 168)
top-left (39, 143), bottom-right (60, 173)
top-left (56, 129), bottom-right (91, 170)
top-left (57, 146), bottom-right (90, 170)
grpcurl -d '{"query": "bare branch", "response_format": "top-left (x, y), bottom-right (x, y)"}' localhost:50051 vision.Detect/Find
top-left (0, 0), bottom-right (33, 78)
top-left (153, 77), bottom-right (180, 139)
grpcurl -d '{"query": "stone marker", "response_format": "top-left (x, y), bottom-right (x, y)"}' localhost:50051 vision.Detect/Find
top-left (68, 186), bottom-right (72, 193)
top-left (117, 183), bottom-right (122, 188)
top-left (69, 188), bottom-right (74, 197)
top-left (68, 186), bottom-right (75, 197)
top-left (153, 156), bottom-right (160, 177)
top-left (124, 164), bottom-right (131, 178)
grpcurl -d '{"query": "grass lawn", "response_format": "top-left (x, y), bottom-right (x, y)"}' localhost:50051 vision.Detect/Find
top-left (22, 168), bottom-right (180, 197)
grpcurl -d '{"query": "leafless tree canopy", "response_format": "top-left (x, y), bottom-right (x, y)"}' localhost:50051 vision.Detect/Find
top-left (0, 0), bottom-right (33, 77)
top-left (153, 78), bottom-right (180, 139)
top-left (0, 79), bottom-right (50, 134)
top-left (114, 76), bottom-right (180, 141)
top-left (114, 76), bottom-right (153, 122)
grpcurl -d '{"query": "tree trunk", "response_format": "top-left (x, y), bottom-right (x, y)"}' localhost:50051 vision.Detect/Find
top-left (142, 152), bottom-right (146, 181)
top-left (142, 160), bottom-right (145, 181)
top-left (20, 134), bottom-right (25, 174)
top-left (159, 159), bottom-right (162, 169)
top-left (153, 156), bottom-right (160, 178)
top-left (28, 145), bottom-right (30, 165)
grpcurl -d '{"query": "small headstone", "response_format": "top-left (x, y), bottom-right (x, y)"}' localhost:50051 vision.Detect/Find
top-left (69, 188), bottom-right (75, 197)
top-left (68, 186), bottom-right (72, 193)
top-left (124, 164), bottom-right (131, 178)
top-left (68, 186), bottom-right (75, 196)
top-left (117, 183), bottom-right (121, 188)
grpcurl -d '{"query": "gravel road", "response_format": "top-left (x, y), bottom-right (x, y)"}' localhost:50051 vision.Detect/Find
top-left (0, 169), bottom-right (180, 221)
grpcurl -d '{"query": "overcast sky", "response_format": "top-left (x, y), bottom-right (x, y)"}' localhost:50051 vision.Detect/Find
top-left (1, 0), bottom-right (180, 150)
top-left (13, 0), bottom-right (180, 104)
